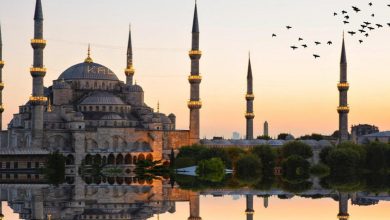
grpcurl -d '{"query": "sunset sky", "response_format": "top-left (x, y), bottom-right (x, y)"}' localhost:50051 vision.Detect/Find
top-left (0, 0), bottom-right (389, 138)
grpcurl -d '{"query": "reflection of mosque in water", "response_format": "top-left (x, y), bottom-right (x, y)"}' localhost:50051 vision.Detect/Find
top-left (1, 176), bottom-right (390, 220)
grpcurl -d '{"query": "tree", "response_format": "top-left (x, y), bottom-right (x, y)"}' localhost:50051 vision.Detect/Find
top-left (196, 158), bottom-right (225, 182)
top-left (282, 141), bottom-right (313, 159)
top-left (251, 145), bottom-right (276, 174)
top-left (257, 135), bottom-right (271, 140)
top-left (365, 142), bottom-right (387, 172)
top-left (319, 146), bottom-right (333, 164)
top-left (43, 152), bottom-right (66, 185)
top-left (236, 154), bottom-right (262, 180)
top-left (277, 133), bottom-right (290, 140)
top-left (298, 133), bottom-right (324, 141)
top-left (281, 155), bottom-right (310, 182)
top-left (327, 148), bottom-right (360, 177)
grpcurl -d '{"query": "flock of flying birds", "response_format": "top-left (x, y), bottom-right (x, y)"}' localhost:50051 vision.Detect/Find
top-left (271, 2), bottom-right (390, 59)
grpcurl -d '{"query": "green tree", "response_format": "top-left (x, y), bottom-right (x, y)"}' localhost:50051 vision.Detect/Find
top-left (257, 135), bottom-right (271, 140)
top-left (319, 146), bottom-right (333, 165)
top-left (327, 147), bottom-right (360, 177)
top-left (196, 158), bottom-right (226, 182)
top-left (277, 133), bottom-right (290, 140)
top-left (365, 142), bottom-right (387, 172)
top-left (236, 154), bottom-right (262, 181)
top-left (251, 145), bottom-right (276, 174)
top-left (282, 141), bottom-right (313, 159)
top-left (281, 155), bottom-right (310, 182)
top-left (298, 133), bottom-right (324, 141)
top-left (43, 152), bottom-right (66, 185)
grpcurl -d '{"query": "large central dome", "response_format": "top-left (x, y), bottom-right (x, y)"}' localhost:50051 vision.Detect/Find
top-left (58, 62), bottom-right (119, 81)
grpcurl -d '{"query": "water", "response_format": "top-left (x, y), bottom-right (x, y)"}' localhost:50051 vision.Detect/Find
top-left (0, 175), bottom-right (390, 220)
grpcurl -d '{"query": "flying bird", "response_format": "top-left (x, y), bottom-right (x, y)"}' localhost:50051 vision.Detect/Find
top-left (301, 44), bottom-right (308, 48)
top-left (343, 21), bottom-right (350, 24)
top-left (286, 26), bottom-right (292, 30)
top-left (345, 15), bottom-right (350, 19)
top-left (369, 2), bottom-right (373, 6)
top-left (365, 33), bottom-right (369, 37)
top-left (358, 29), bottom-right (366, 33)
top-left (361, 24), bottom-right (367, 29)
top-left (371, 14), bottom-right (375, 17)
top-left (347, 31), bottom-right (356, 36)
top-left (327, 41), bottom-right (332, 45)
top-left (387, 23), bottom-right (390, 27)
top-left (368, 26), bottom-right (375, 31)
top-left (272, 33), bottom-right (277, 37)
top-left (314, 41), bottom-right (321, 45)
top-left (364, 22), bottom-right (371, 25)
top-left (352, 6), bottom-right (361, 12)
top-left (313, 54), bottom-right (320, 59)
top-left (359, 40), bottom-right (363, 44)
top-left (290, 46), bottom-right (298, 50)
top-left (342, 10), bottom-right (348, 14)
top-left (298, 37), bottom-right (303, 41)
top-left (376, 24), bottom-right (383, 28)
top-left (334, 12), bottom-right (338, 16)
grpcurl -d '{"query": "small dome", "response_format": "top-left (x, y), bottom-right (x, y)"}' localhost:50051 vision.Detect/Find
top-left (168, 113), bottom-right (176, 118)
top-left (80, 92), bottom-right (125, 105)
top-left (100, 113), bottom-right (123, 120)
top-left (128, 84), bottom-right (144, 92)
top-left (58, 62), bottom-right (119, 81)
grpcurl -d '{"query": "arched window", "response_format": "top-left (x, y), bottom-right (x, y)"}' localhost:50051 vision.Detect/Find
top-left (116, 154), bottom-right (124, 164)
top-left (138, 154), bottom-right (145, 161)
top-left (146, 154), bottom-right (153, 162)
top-left (125, 154), bottom-right (132, 164)
top-left (107, 154), bottom-right (115, 165)
top-left (85, 154), bottom-right (92, 165)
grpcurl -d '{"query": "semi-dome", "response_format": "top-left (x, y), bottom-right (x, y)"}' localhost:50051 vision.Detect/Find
top-left (58, 62), bottom-right (119, 81)
top-left (128, 84), bottom-right (144, 92)
top-left (80, 92), bottom-right (125, 105)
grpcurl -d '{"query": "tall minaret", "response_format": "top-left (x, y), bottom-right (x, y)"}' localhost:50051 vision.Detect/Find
top-left (337, 193), bottom-right (349, 220)
top-left (263, 121), bottom-right (269, 137)
top-left (245, 55), bottom-right (255, 140)
top-left (188, 2), bottom-right (202, 145)
top-left (188, 192), bottom-right (202, 220)
top-left (245, 195), bottom-right (254, 220)
top-left (337, 34), bottom-right (349, 142)
top-left (30, 0), bottom-right (47, 147)
top-left (125, 25), bottom-right (135, 86)
top-left (0, 24), bottom-right (4, 130)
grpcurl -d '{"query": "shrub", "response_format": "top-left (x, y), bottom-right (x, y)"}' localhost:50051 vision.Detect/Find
top-left (281, 155), bottom-right (310, 182)
top-left (319, 146), bottom-right (333, 165)
top-left (282, 141), bottom-right (313, 159)
top-left (236, 154), bottom-right (262, 180)
top-left (310, 163), bottom-right (330, 178)
top-left (365, 142), bottom-right (387, 172)
top-left (43, 152), bottom-right (66, 185)
top-left (327, 147), bottom-right (360, 177)
top-left (196, 158), bottom-right (225, 182)
top-left (251, 145), bottom-right (276, 174)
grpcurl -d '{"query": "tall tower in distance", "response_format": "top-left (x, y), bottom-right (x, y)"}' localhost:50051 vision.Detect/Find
top-left (30, 0), bottom-right (47, 147)
top-left (245, 55), bottom-right (255, 140)
top-left (337, 34), bottom-right (349, 142)
top-left (263, 121), bottom-right (269, 137)
top-left (0, 24), bottom-right (4, 130)
top-left (188, 1), bottom-right (202, 145)
top-left (337, 193), bottom-right (349, 220)
top-left (125, 25), bottom-right (135, 86)
top-left (245, 195), bottom-right (254, 220)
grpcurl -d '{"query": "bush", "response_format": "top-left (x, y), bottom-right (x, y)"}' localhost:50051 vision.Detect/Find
top-left (236, 154), bottom-right (262, 180)
top-left (310, 163), bottom-right (330, 177)
top-left (43, 152), bottom-right (66, 185)
top-left (319, 146), bottom-right (333, 165)
top-left (196, 158), bottom-right (225, 182)
top-left (365, 142), bottom-right (387, 172)
top-left (282, 141), bottom-right (313, 159)
top-left (327, 147), bottom-right (360, 177)
top-left (281, 155), bottom-right (310, 182)
top-left (251, 145), bottom-right (276, 174)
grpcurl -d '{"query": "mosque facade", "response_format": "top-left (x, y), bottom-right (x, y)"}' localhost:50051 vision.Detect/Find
top-left (0, 0), bottom-right (202, 165)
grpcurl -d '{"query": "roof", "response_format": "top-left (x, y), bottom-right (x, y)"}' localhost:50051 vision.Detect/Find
top-left (58, 62), bottom-right (119, 81)
top-left (0, 148), bottom-right (49, 155)
top-left (127, 84), bottom-right (143, 92)
top-left (364, 131), bottom-right (390, 137)
top-left (101, 113), bottom-right (123, 120)
top-left (80, 92), bottom-right (125, 105)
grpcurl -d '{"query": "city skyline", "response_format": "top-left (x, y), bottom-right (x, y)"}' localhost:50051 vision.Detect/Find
top-left (0, 0), bottom-right (389, 138)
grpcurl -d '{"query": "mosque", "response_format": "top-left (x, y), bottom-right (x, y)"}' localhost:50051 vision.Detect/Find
top-left (0, 0), bottom-right (202, 166)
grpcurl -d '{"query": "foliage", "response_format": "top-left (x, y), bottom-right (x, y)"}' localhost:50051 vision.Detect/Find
top-left (319, 146), bottom-right (333, 164)
top-left (257, 135), bottom-right (272, 140)
top-left (43, 152), bottom-right (66, 185)
top-left (235, 154), bottom-right (262, 182)
top-left (251, 145), bottom-right (276, 175)
top-left (277, 133), bottom-right (290, 140)
top-left (327, 147), bottom-right (360, 177)
top-left (364, 142), bottom-right (387, 172)
top-left (281, 141), bottom-right (313, 159)
top-left (175, 157), bottom-right (197, 169)
top-left (298, 133), bottom-right (324, 141)
top-left (281, 155), bottom-right (310, 182)
top-left (281, 180), bottom-right (313, 193)
top-left (196, 158), bottom-right (225, 182)
top-left (310, 163), bottom-right (330, 178)
top-left (169, 148), bottom-right (175, 168)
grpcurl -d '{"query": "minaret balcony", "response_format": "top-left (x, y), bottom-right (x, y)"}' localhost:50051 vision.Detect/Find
top-left (125, 67), bottom-right (135, 76)
top-left (245, 94), bottom-right (255, 100)
top-left (189, 50), bottom-right (202, 59)
top-left (0, 82), bottom-right (4, 90)
top-left (245, 112), bottom-right (255, 119)
top-left (188, 75), bottom-right (202, 83)
top-left (29, 96), bottom-right (48, 105)
top-left (0, 60), bottom-right (4, 68)
top-left (188, 100), bottom-right (202, 109)
top-left (337, 214), bottom-right (349, 219)
top-left (30, 67), bottom-right (47, 77)
top-left (337, 106), bottom-right (350, 113)
top-left (31, 39), bottom-right (47, 49)
top-left (337, 82), bottom-right (349, 91)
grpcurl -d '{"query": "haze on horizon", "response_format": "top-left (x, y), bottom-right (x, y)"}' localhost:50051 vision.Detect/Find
top-left (0, 0), bottom-right (389, 139)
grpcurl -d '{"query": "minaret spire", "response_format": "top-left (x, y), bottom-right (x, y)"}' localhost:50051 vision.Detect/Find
top-left (0, 24), bottom-right (5, 130)
top-left (245, 195), bottom-right (254, 220)
top-left (125, 24), bottom-right (135, 85)
top-left (337, 34), bottom-right (349, 142)
top-left (245, 54), bottom-right (255, 140)
top-left (30, 0), bottom-right (47, 147)
top-left (84, 44), bottom-right (93, 63)
top-left (188, 1), bottom-right (202, 144)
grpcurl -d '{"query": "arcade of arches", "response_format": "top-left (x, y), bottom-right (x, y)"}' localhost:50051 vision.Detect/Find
top-left (84, 153), bottom-right (153, 166)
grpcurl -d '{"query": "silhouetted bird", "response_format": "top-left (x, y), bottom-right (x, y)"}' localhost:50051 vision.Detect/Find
top-left (365, 33), bottom-right (369, 37)
top-left (286, 26), bottom-right (292, 30)
top-left (352, 6), bottom-right (361, 12)
top-left (358, 29), bottom-right (366, 33)
top-left (314, 41), bottom-right (321, 45)
top-left (348, 31), bottom-right (356, 36)
top-left (345, 15), bottom-right (350, 19)
top-left (376, 24), bottom-right (383, 28)
top-left (371, 14), bottom-right (375, 17)
top-left (361, 24), bottom-right (367, 29)
top-left (368, 27), bottom-right (375, 31)
top-left (290, 46), bottom-right (298, 50)
top-left (327, 41), bottom-right (332, 45)
top-left (343, 21), bottom-right (350, 24)
top-left (364, 22), bottom-right (371, 25)
top-left (313, 54), bottom-right (320, 59)
top-left (342, 10), bottom-right (348, 14)
top-left (302, 44), bottom-right (308, 48)
top-left (369, 2), bottom-right (373, 6)
top-left (334, 12), bottom-right (338, 16)
top-left (298, 38), bottom-right (303, 41)
top-left (387, 23), bottom-right (390, 27)
top-left (272, 33), bottom-right (277, 37)
top-left (359, 40), bottom-right (363, 44)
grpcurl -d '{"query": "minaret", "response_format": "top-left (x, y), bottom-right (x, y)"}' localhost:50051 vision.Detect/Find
top-left (245, 55), bottom-right (255, 140)
top-left (337, 34), bottom-right (349, 142)
top-left (188, 1), bottom-right (202, 145)
top-left (30, 0), bottom-right (47, 147)
top-left (337, 193), bottom-right (349, 220)
top-left (245, 195), bottom-right (254, 220)
top-left (0, 24), bottom-right (4, 130)
top-left (188, 192), bottom-right (201, 220)
top-left (125, 25), bottom-right (135, 85)
top-left (263, 121), bottom-right (269, 137)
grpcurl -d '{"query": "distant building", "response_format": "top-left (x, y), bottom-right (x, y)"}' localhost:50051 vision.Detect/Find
top-left (232, 132), bottom-right (240, 140)
top-left (263, 121), bottom-right (269, 137)
top-left (358, 131), bottom-right (390, 145)
top-left (351, 124), bottom-right (379, 143)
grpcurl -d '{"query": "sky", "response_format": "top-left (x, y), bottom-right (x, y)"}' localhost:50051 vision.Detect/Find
top-left (0, 0), bottom-right (389, 138)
